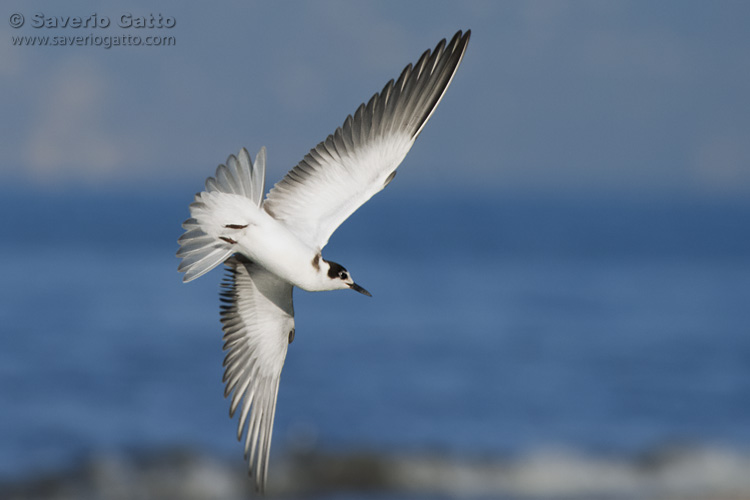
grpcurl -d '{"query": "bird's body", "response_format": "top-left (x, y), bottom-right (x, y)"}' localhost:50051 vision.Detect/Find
top-left (233, 219), bottom-right (324, 291)
top-left (177, 30), bottom-right (470, 491)
top-left (193, 189), bottom-right (328, 290)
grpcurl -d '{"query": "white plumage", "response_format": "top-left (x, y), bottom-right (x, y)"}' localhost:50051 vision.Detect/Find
top-left (177, 30), bottom-right (470, 492)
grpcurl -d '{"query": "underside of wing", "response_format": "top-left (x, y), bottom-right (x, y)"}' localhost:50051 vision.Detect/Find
top-left (264, 30), bottom-right (471, 249)
top-left (220, 255), bottom-right (295, 492)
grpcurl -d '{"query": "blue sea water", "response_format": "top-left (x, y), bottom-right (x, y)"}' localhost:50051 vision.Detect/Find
top-left (1, 188), bottom-right (749, 478)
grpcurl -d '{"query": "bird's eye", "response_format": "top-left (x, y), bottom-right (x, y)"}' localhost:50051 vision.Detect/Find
top-left (339, 271), bottom-right (347, 280)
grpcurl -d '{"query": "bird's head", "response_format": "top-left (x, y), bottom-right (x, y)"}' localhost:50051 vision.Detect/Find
top-left (324, 260), bottom-right (371, 296)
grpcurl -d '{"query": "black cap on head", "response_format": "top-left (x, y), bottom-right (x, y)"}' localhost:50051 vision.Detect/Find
top-left (324, 259), bottom-right (371, 296)
top-left (326, 261), bottom-right (348, 279)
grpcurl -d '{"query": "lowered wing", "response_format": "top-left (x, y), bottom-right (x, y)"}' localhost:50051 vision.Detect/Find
top-left (220, 255), bottom-right (295, 492)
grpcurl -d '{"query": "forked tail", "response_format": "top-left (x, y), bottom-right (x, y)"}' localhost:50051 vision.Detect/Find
top-left (177, 147), bottom-right (267, 282)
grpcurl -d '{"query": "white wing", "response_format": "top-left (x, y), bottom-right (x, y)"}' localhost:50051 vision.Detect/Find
top-left (220, 255), bottom-right (295, 492)
top-left (264, 30), bottom-right (470, 249)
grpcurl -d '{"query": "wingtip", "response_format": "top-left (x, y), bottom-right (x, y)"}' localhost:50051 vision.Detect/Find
top-left (446, 29), bottom-right (470, 52)
top-left (180, 270), bottom-right (197, 283)
top-left (454, 29), bottom-right (471, 49)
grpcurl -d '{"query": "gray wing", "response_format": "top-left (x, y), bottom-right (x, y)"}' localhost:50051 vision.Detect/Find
top-left (220, 255), bottom-right (295, 492)
top-left (263, 30), bottom-right (470, 249)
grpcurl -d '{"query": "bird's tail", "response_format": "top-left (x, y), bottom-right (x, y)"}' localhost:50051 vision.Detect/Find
top-left (177, 147), bottom-right (267, 282)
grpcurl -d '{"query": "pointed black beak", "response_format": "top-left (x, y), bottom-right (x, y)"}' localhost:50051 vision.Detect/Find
top-left (349, 282), bottom-right (372, 297)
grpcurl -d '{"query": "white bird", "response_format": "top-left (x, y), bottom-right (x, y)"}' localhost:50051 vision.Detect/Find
top-left (177, 30), bottom-right (470, 492)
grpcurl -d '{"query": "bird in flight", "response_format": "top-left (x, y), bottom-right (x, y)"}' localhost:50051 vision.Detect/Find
top-left (177, 29), bottom-right (470, 492)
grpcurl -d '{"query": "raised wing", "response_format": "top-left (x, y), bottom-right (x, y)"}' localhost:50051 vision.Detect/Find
top-left (264, 30), bottom-right (470, 249)
top-left (220, 255), bottom-right (295, 492)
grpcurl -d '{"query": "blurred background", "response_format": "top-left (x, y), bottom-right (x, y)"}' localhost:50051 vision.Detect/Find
top-left (1, 1), bottom-right (749, 499)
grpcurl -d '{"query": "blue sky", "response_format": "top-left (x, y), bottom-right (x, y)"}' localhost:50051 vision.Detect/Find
top-left (2, 0), bottom-right (749, 199)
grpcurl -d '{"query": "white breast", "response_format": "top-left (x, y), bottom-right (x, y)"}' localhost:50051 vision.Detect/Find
top-left (234, 209), bottom-right (323, 291)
